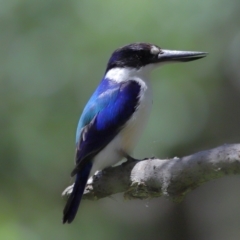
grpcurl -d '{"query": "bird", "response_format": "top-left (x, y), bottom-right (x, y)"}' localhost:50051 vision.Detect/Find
top-left (62, 42), bottom-right (207, 224)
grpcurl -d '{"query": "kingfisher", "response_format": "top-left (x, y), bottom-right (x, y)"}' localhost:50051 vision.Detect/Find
top-left (62, 42), bottom-right (207, 223)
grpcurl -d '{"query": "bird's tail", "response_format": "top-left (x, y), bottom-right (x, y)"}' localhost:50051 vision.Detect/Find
top-left (63, 162), bottom-right (92, 224)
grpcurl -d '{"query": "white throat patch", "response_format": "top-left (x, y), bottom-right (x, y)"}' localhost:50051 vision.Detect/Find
top-left (105, 66), bottom-right (157, 84)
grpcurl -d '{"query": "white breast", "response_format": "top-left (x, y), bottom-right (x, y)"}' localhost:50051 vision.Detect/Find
top-left (90, 67), bottom-right (153, 176)
top-left (120, 78), bottom-right (152, 153)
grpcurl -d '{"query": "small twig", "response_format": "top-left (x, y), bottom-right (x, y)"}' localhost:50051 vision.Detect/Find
top-left (81, 144), bottom-right (240, 202)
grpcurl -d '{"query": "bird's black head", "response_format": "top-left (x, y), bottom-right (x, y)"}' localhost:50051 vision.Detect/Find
top-left (106, 42), bottom-right (207, 72)
top-left (106, 43), bottom-right (161, 72)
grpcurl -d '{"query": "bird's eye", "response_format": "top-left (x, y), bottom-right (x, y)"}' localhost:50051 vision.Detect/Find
top-left (150, 46), bottom-right (160, 55)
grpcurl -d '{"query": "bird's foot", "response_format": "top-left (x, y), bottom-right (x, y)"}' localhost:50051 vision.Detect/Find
top-left (126, 154), bottom-right (138, 162)
top-left (142, 156), bottom-right (156, 160)
top-left (62, 184), bottom-right (74, 196)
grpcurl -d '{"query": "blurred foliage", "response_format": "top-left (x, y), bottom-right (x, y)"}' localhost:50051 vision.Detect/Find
top-left (1, 0), bottom-right (240, 239)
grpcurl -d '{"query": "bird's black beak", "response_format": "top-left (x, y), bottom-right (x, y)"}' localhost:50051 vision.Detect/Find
top-left (158, 49), bottom-right (208, 62)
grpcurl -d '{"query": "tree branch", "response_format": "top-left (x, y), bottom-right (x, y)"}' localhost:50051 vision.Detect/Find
top-left (80, 144), bottom-right (240, 202)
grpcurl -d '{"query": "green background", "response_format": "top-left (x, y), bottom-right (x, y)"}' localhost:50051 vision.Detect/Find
top-left (1, 0), bottom-right (240, 239)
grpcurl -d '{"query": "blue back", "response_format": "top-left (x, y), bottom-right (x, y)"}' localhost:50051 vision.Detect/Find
top-left (72, 78), bottom-right (141, 176)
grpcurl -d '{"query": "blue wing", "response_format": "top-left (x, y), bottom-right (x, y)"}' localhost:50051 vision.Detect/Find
top-left (71, 78), bottom-right (141, 176)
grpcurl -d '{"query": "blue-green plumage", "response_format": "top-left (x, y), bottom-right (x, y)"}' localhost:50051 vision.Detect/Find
top-left (72, 79), bottom-right (141, 176)
top-left (76, 79), bottom-right (120, 143)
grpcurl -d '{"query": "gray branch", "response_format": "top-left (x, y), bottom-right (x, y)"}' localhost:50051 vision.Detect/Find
top-left (81, 144), bottom-right (240, 202)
